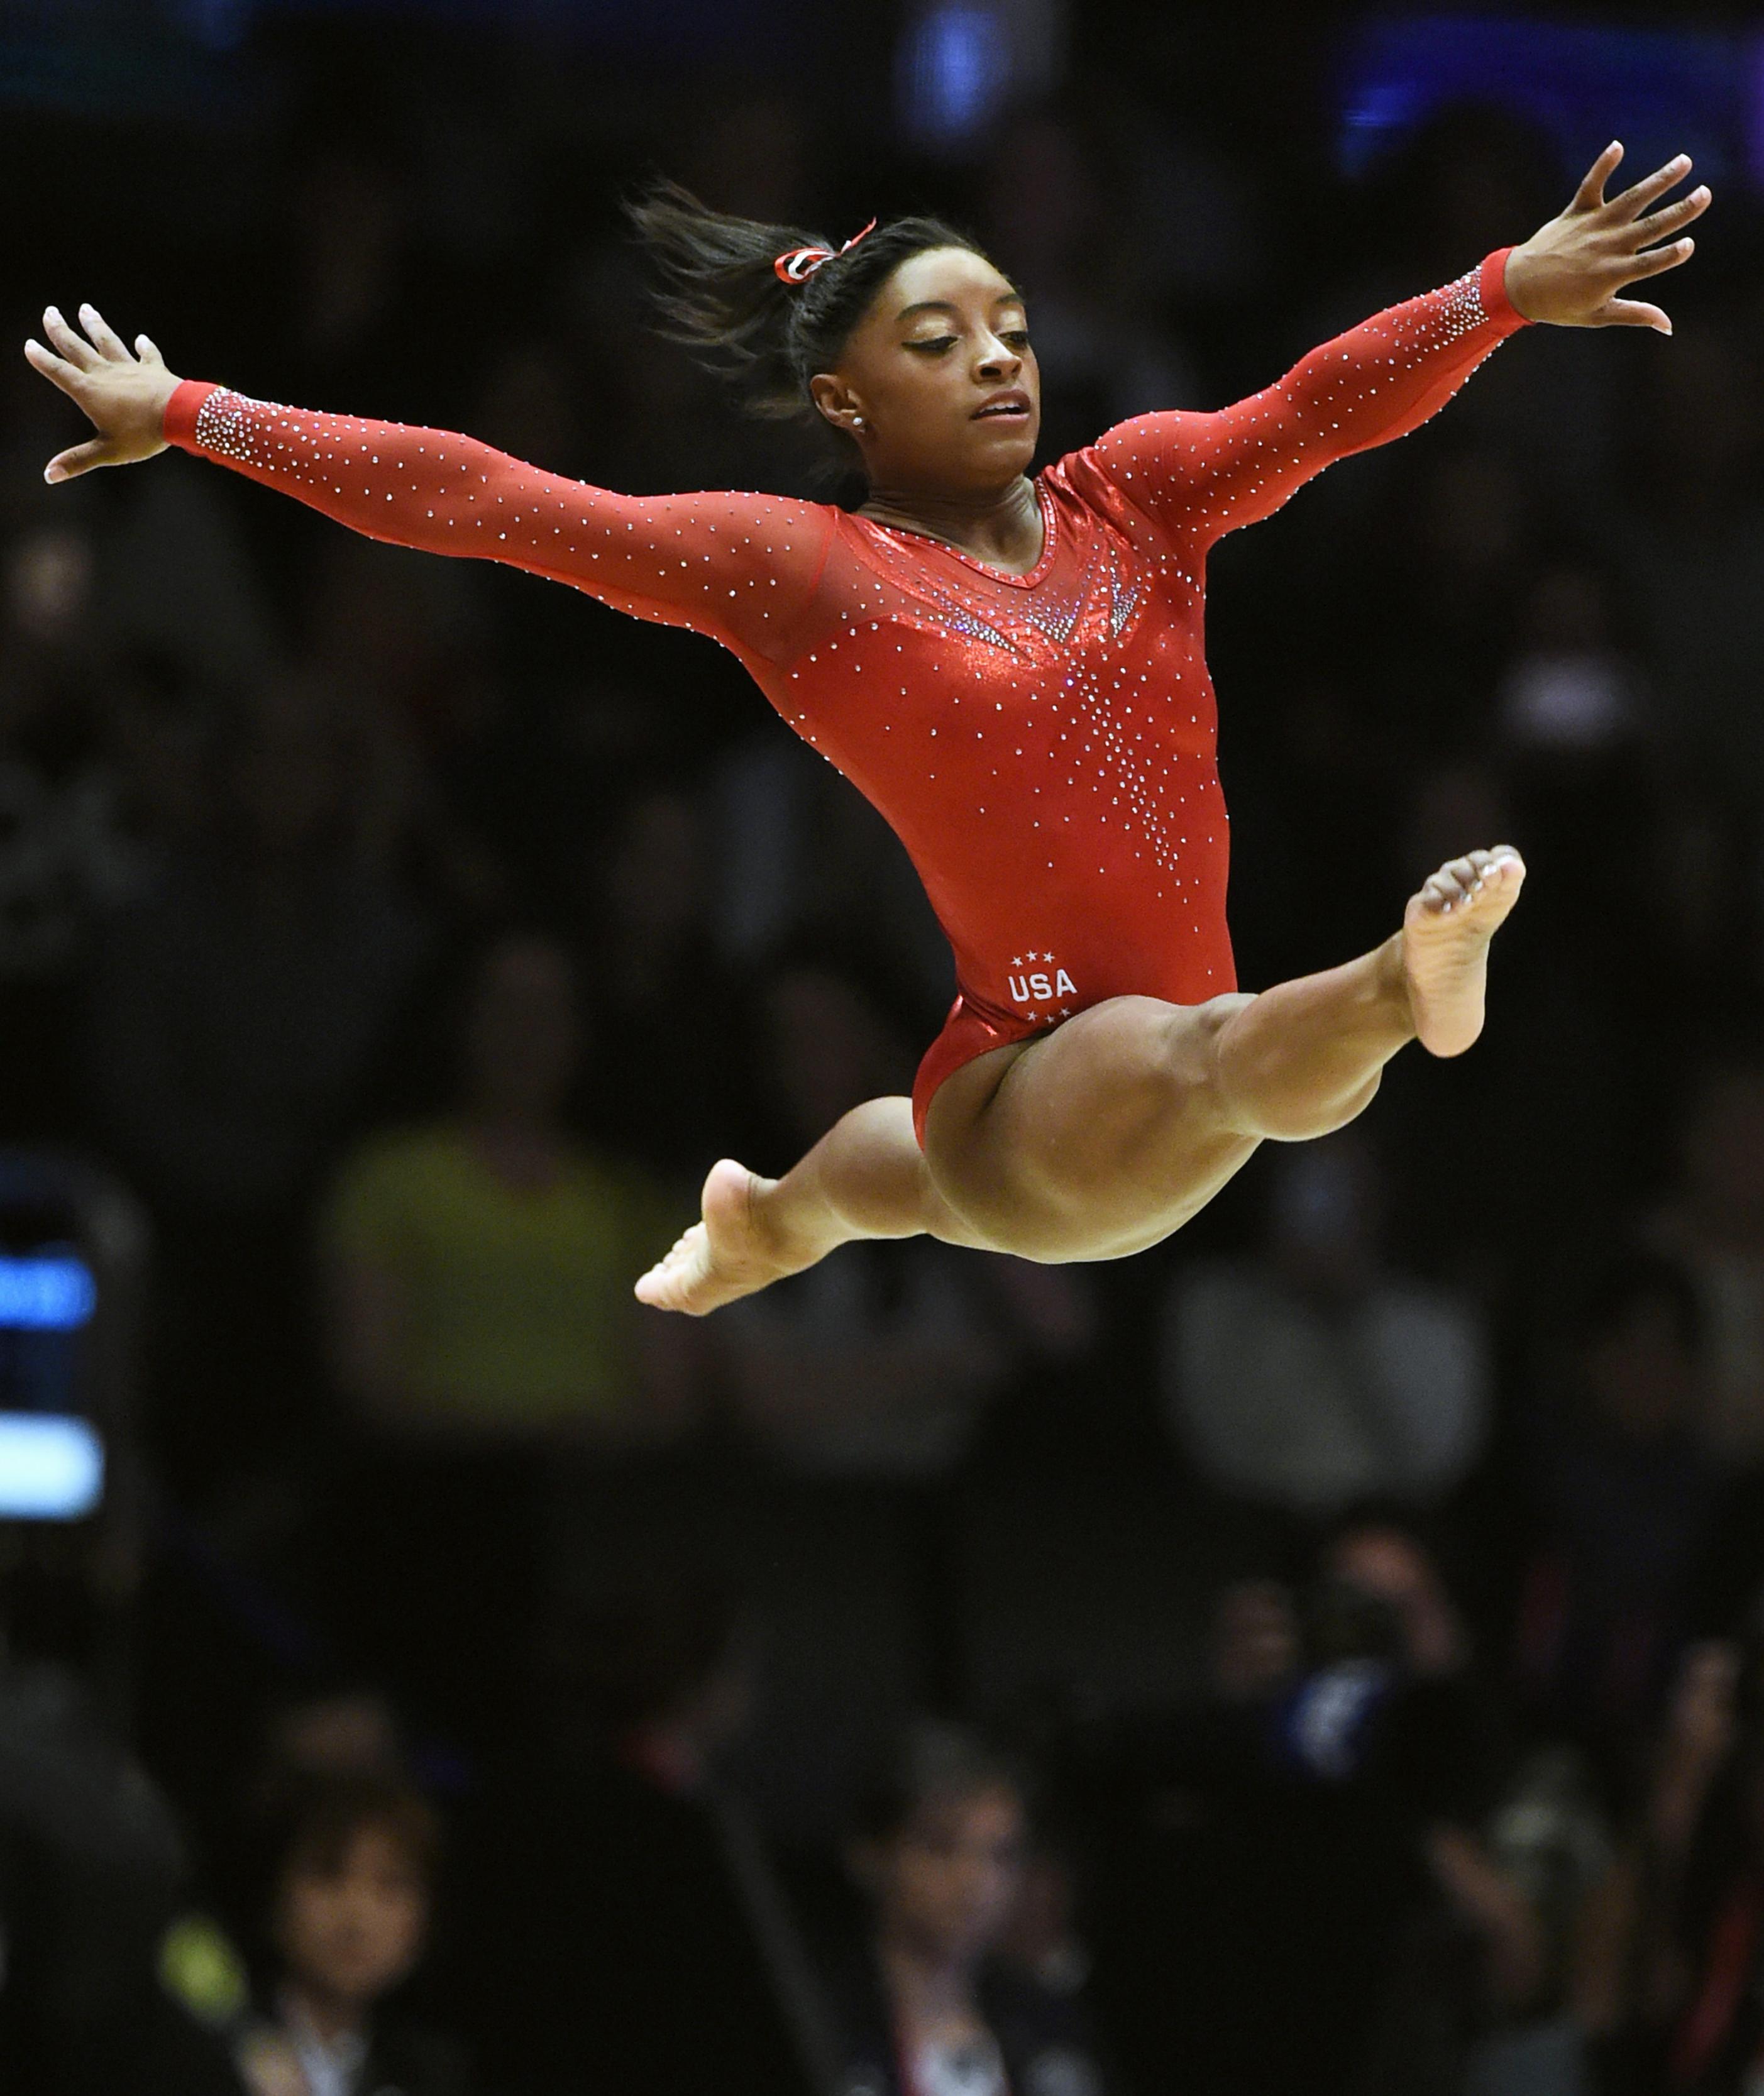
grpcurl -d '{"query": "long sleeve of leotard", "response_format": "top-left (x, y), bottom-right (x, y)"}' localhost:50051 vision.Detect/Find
top-left (160, 380), bottom-right (835, 667)
top-left (1085, 249), bottom-right (1529, 545)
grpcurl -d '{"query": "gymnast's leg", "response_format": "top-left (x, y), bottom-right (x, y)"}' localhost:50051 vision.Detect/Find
top-left (634, 847), bottom-right (1523, 1311)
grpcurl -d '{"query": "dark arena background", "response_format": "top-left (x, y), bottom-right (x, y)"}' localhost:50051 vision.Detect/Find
top-left (5, 1), bottom-right (1764, 2090)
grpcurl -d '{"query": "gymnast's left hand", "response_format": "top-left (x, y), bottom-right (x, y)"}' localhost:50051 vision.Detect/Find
top-left (23, 303), bottom-right (182, 482)
top-left (1502, 141), bottom-right (1709, 334)
top-left (1500, 141), bottom-right (1701, 331)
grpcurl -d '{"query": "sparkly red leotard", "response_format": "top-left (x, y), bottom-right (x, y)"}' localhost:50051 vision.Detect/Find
top-left (163, 250), bottom-right (1526, 1143)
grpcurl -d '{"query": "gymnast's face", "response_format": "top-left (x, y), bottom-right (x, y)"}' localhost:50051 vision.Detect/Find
top-left (810, 246), bottom-right (1041, 492)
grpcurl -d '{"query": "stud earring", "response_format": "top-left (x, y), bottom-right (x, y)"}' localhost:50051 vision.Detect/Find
top-left (852, 416), bottom-right (866, 431)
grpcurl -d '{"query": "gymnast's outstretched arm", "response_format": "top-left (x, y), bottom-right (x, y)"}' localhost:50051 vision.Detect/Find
top-left (1086, 140), bottom-right (1709, 542)
top-left (23, 309), bottom-right (835, 668)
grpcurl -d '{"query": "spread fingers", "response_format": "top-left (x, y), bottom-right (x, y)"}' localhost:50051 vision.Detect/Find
top-left (41, 305), bottom-right (99, 370)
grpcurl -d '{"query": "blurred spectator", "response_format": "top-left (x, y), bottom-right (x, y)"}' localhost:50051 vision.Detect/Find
top-left (0, 524), bottom-right (138, 1135)
top-left (89, 671), bottom-right (429, 1222)
top-left (234, 1773), bottom-right (467, 2096)
top-left (1576, 1640), bottom-right (1741, 2086)
top-left (1078, 1519), bottom-right (1530, 2096)
top-left (1163, 1133), bottom-right (1491, 1518)
top-left (1473, 1744), bottom-right (1612, 2095)
top-left (456, 1579), bottom-right (824, 2096)
top-left (717, 963), bottom-right (1028, 1479)
top-left (1516, 1252), bottom-right (1717, 1771)
top-left (1651, 1063), bottom-right (1764, 1469)
top-left (1321, 1525), bottom-right (1577, 2096)
top-left (1210, 1574), bottom-right (1303, 1704)
top-left (1582, 1628), bottom-right (1764, 2095)
top-left (322, 929), bottom-right (680, 1444)
top-left (0, 1555), bottom-right (244, 2094)
top-left (1496, 562), bottom-right (1647, 761)
top-left (316, 929), bottom-right (691, 1746)
top-left (832, 1719), bottom-right (1107, 2096)
top-left (187, 1685), bottom-right (416, 2014)
top-left (84, 670), bottom-right (431, 1493)
top-left (1495, 557), bottom-right (1683, 1032)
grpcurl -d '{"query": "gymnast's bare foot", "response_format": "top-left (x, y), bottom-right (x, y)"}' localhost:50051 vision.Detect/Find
top-left (634, 1157), bottom-right (807, 1315)
top-left (1401, 846), bottom-right (1526, 1057)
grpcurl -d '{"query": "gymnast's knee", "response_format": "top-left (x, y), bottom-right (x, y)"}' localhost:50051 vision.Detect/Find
top-left (1157, 995), bottom-right (1255, 1115)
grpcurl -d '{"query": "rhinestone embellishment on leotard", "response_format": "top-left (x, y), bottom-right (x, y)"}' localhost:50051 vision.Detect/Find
top-left (910, 587), bottom-right (1023, 658)
top-left (194, 387), bottom-right (289, 463)
top-left (885, 532), bottom-right (1138, 659)
top-left (1435, 268), bottom-right (1487, 341)
top-left (1107, 556), bottom-right (1142, 640)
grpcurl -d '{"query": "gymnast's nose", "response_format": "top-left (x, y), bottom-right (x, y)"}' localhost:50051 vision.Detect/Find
top-left (974, 329), bottom-right (1021, 380)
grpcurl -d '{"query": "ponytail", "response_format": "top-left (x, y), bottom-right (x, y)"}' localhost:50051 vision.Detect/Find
top-left (625, 180), bottom-right (988, 437)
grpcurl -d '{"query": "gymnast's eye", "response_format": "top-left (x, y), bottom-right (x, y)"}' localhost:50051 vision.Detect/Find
top-left (1001, 329), bottom-right (1031, 349)
top-left (905, 336), bottom-right (959, 356)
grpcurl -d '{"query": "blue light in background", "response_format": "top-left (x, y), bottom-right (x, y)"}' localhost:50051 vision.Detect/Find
top-left (0, 1414), bottom-right (103, 1520)
top-left (1750, 35), bottom-right (1764, 190)
top-left (900, 3), bottom-right (1013, 151)
top-left (897, 0), bottom-right (1062, 157)
top-left (1338, 14), bottom-right (1748, 187)
top-left (167, 0), bottom-right (255, 49)
top-left (0, 1254), bottom-right (96, 1333)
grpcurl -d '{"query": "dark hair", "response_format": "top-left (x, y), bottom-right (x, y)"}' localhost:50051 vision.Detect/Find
top-left (852, 1719), bottom-right (1028, 1846)
top-left (626, 180), bottom-right (992, 435)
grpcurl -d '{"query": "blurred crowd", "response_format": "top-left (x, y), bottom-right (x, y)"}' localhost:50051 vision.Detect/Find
top-left (8, 7), bottom-right (1764, 2092)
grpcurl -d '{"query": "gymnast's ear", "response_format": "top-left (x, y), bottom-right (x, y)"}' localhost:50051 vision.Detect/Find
top-left (808, 372), bottom-right (866, 438)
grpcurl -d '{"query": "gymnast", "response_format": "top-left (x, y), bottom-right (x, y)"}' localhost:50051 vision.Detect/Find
top-left (25, 141), bottom-right (1706, 1314)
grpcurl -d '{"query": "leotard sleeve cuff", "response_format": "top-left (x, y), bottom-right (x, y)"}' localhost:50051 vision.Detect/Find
top-left (1479, 248), bottom-right (1529, 331)
top-left (163, 377), bottom-right (221, 450)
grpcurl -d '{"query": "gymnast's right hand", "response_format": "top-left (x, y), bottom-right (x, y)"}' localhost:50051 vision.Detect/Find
top-left (23, 303), bottom-right (182, 482)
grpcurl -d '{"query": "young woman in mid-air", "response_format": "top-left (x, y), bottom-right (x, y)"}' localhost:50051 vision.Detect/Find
top-left (27, 141), bottom-right (1706, 1313)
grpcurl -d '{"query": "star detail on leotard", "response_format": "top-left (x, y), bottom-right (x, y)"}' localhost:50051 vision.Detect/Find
top-left (908, 585), bottom-right (1023, 658)
top-left (1108, 558), bottom-right (1142, 640)
top-left (872, 517), bottom-right (1147, 663)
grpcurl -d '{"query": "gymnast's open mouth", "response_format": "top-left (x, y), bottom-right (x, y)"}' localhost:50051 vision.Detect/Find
top-left (973, 390), bottom-right (1031, 419)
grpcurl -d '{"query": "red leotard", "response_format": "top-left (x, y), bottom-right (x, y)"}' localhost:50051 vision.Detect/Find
top-left (163, 250), bottom-right (1527, 1144)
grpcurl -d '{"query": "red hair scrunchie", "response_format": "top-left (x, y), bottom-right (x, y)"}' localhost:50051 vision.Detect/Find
top-left (773, 219), bottom-right (878, 285)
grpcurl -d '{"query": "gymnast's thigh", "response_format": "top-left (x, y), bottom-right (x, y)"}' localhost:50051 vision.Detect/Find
top-left (919, 991), bottom-right (1262, 1263)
